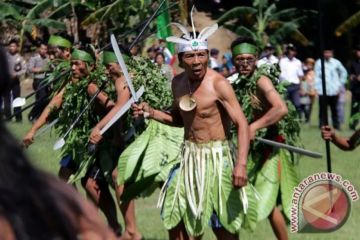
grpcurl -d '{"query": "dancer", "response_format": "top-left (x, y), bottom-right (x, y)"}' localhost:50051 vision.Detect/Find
top-left (133, 20), bottom-right (250, 239)
top-left (23, 48), bottom-right (122, 234)
top-left (229, 36), bottom-right (301, 240)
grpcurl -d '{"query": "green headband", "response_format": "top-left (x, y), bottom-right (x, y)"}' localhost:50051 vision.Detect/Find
top-left (101, 51), bottom-right (117, 65)
top-left (48, 35), bottom-right (72, 48)
top-left (100, 51), bottom-right (130, 65)
top-left (232, 43), bottom-right (258, 56)
top-left (71, 49), bottom-right (94, 63)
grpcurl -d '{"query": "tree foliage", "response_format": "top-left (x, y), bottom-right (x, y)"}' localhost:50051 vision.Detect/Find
top-left (0, 0), bottom-right (168, 49)
top-left (217, 0), bottom-right (316, 49)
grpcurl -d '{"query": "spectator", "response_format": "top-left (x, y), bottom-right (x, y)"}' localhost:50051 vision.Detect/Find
top-left (299, 76), bottom-right (311, 123)
top-left (257, 43), bottom-right (279, 67)
top-left (146, 47), bottom-right (156, 62)
top-left (314, 48), bottom-right (347, 130)
top-left (220, 55), bottom-right (230, 77)
top-left (27, 41), bottom-right (50, 121)
top-left (4, 39), bottom-right (26, 122)
top-left (155, 52), bottom-right (174, 83)
top-left (209, 48), bottom-right (220, 72)
top-left (158, 39), bottom-right (173, 64)
top-left (349, 45), bottom-right (360, 130)
top-left (130, 44), bottom-right (140, 56)
top-left (279, 43), bottom-right (304, 116)
top-left (338, 84), bottom-right (346, 126)
top-left (303, 58), bottom-right (317, 124)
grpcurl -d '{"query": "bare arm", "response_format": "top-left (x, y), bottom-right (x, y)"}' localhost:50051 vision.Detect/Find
top-left (87, 82), bottom-right (114, 109)
top-left (249, 75), bottom-right (288, 139)
top-left (89, 77), bottom-right (129, 144)
top-left (23, 89), bottom-right (64, 147)
top-left (216, 78), bottom-right (249, 165)
top-left (96, 77), bottom-right (129, 129)
top-left (132, 78), bottom-right (183, 127)
top-left (215, 78), bottom-right (249, 188)
top-left (322, 126), bottom-right (360, 151)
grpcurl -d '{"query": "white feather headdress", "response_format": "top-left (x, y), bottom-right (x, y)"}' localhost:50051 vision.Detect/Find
top-left (166, 6), bottom-right (218, 53)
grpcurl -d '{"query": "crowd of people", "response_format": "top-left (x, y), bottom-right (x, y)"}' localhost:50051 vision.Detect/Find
top-left (208, 43), bottom-right (360, 131)
top-left (3, 37), bottom-right (359, 132)
top-left (0, 12), bottom-right (359, 240)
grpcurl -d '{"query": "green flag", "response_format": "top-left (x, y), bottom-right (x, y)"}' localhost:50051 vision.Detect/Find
top-left (156, 0), bottom-right (174, 54)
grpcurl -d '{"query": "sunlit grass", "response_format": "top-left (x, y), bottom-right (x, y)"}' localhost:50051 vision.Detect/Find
top-left (5, 99), bottom-right (360, 240)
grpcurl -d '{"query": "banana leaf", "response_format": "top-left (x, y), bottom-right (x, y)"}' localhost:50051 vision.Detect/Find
top-left (253, 152), bottom-right (280, 221)
top-left (31, 18), bottom-right (66, 30)
top-left (241, 185), bottom-right (258, 231)
top-left (213, 159), bottom-right (244, 234)
top-left (68, 155), bottom-right (96, 184)
top-left (279, 149), bottom-right (299, 220)
top-left (141, 121), bottom-right (183, 178)
top-left (217, 6), bottom-right (257, 25)
top-left (120, 174), bottom-right (157, 202)
top-left (162, 168), bottom-right (187, 231)
top-left (46, 2), bottom-right (71, 19)
top-left (117, 121), bottom-right (152, 185)
top-left (335, 10), bottom-right (360, 37)
top-left (0, 2), bottom-right (23, 20)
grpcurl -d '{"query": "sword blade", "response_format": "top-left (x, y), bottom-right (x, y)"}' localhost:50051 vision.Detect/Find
top-left (256, 137), bottom-right (323, 159)
top-left (111, 34), bottom-right (138, 102)
top-left (35, 118), bottom-right (59, 138)
top-left (100, 86), bottom-right (144, 135)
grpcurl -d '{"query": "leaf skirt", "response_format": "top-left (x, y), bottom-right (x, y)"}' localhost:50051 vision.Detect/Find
top-left (249, 148), bottom-right (299, 222)
top-left (117, 120), bottom-right (184, 202)
top-left (159, 140), bottom-right (252, 236)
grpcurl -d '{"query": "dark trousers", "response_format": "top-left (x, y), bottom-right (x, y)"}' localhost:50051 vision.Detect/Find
top-left (300, 103), bottom-right (311, 123)
top-left (350, 90), bottom-right (360, 130)
top-left (28, 78), bottom-right (50, 121)
top-left (3, 77), bottom-right (21, 121)
top-left (286, 84), bottom-right (301, 115)
top-left (319, 95), bottom-right (339, 130)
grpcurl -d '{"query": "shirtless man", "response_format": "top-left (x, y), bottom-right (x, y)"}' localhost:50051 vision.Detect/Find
top-left (89, 50), bottom-right (142, 240)
top-left (229, 36), bottom-right (295, 240)
top-left (22, 49), bottom-right (122, 235)
top-left (133, 28), bottom-right (250, 238)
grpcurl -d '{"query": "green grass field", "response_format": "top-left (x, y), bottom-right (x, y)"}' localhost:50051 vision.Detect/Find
top-left (4, 100), bottom-right (360, 240)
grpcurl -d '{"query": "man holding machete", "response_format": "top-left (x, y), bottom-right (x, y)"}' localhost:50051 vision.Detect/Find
top-left (229, 36), bottom-right (301, 240)
top-left (89, 49), bottom-right (142, 240)
top-left (22, 48), bottom-right (122, 235)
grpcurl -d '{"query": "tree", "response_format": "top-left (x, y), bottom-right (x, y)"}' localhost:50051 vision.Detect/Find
top-left (0, 0), bottom-right (167, 49)
top-left (217, 0), bottom-right (316, 49)
top-left (335, 10), bottom-right (360, 37)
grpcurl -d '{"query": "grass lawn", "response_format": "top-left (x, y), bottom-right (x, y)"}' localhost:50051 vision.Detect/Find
top-left (5, 98), bottom-right (360, 240)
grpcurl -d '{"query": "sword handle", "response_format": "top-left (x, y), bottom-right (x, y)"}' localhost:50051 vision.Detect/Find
top-left (87, 143), bottom-right (98, 155)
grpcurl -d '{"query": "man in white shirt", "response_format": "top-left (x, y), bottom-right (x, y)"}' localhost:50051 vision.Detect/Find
top-left (257, 43), bottom-right (279, 67)
top-left (210, 48), bottom-right (220, 72)
top-left (314, 48), bottom-right (347, 130)
top-left (279, 43), bottom-right (304, 115)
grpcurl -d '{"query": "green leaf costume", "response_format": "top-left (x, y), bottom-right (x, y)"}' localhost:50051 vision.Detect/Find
top-left (99, 56), bottom-right (184, 201)
top-left (230, 64), bottom-right (301, 229)
top-left (159, 140), bottom-right (253, 236)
